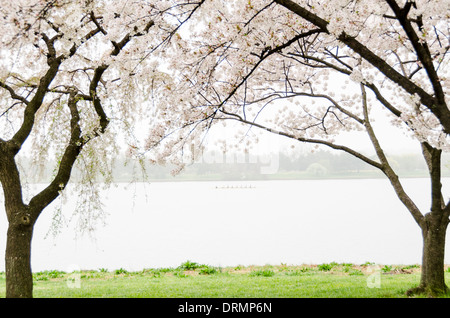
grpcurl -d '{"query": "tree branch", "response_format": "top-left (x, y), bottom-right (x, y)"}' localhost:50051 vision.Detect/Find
top-left (89, 65), bottom-right (109, 134)
top-left (282, 48), bottom-right (404, 120)
top-left (219, 28), bottom-right (323, 108)
top-left (28, 92), bottom-right (83, 216)
top-left (385, 0), bottom-right (446, 106)
top-left (219, 108), bottom-right (383, 170)
top-left (9, 33), bottom-right (63, 152)
top-left (0, 81), bottom-right (29, 106)
top-left (360, 83), bottom-right (424, 227)
top-left (0, 142), bottom-right (26, 223)
top-left (272, 0), bottom-right (450, 133)
top-left (421, 142), bottom-right (444, 212)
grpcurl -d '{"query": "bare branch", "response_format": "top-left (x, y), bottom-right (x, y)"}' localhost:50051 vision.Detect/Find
top-left (219, 107), bottom-right (383, 170)
top-left (360, 83), bottom-right (424, 226)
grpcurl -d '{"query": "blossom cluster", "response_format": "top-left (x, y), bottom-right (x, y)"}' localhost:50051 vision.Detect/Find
top-left (146, 0), bottom-right (449, 166)
top-left (1, 0), bottom-right (449, 174)
top-left (0, 0), bottom-right (208, 219)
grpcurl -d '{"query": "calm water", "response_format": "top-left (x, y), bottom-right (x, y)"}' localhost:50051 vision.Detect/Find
top-left (1, 178), bottom-right (449, 272)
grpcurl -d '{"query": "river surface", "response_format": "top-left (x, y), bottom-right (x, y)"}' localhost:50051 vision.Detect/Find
top-left (1, 178), bottom-right (449, 272)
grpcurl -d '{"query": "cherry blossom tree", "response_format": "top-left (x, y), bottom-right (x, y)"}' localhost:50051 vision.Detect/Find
top-left (147, 0), bottom-right (450, 296)
top-left (0, 0), bottom-right (205, 298)
top-left (2, 0), bottom-right (449, 299)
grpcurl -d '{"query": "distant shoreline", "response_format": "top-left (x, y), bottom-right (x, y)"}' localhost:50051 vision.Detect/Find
top-left (23, 172), bottom-right (450, 185)
top-left (141, 171), bottom-right (449, 183)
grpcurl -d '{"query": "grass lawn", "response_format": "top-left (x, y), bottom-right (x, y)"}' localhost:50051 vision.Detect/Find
top-left (1, 261), bottom-right (449, 298)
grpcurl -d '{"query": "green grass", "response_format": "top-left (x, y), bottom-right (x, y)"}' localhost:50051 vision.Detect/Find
top-left (1, 262), bottom-right (449, 298)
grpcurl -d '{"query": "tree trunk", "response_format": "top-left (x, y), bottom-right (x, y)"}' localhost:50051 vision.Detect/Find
top-left (5, 219), bottom-right (34, 298)
top-left (0, 144), bottom-right (35, 298)
top-left (407, 213), bottom-right (449, 297)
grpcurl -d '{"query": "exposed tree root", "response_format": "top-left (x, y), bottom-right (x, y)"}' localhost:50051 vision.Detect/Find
top-left (406, 284), bottom-right (449, 298)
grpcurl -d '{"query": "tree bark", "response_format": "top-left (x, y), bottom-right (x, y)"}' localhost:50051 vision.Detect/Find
top-left (407, 213), bottom-right (449, 297)
top-left (404, 144), bottom-right (450, 296)
top-left (0, 143), bottom-right (36, 298)
top-left (5, 219), bottom-right (34, 298)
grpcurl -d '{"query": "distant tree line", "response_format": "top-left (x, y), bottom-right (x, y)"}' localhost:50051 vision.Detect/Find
top-left (19, 149), bottom-right (449, 183)
top-left (167, 150), bottom-right (449, 180)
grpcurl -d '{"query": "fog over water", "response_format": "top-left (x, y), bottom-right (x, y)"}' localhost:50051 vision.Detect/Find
top-left (1, 178), bottom-right (448, 272)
